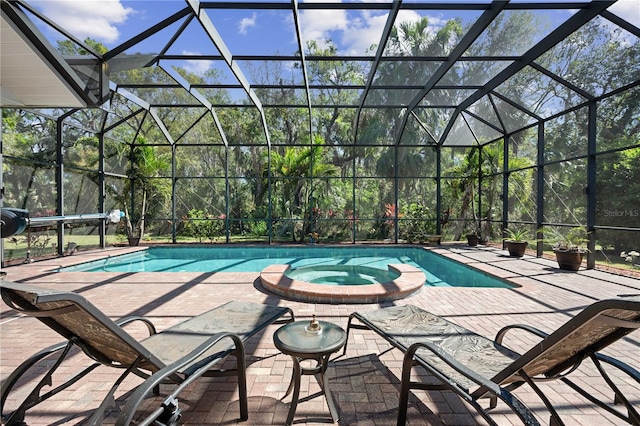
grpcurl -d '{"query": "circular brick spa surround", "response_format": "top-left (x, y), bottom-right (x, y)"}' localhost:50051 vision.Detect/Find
top-left (260, 263), bottom-right (425, 304)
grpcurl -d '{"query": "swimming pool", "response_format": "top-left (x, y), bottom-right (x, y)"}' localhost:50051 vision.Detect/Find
top-left (61, 246), bottom-right (513, 288)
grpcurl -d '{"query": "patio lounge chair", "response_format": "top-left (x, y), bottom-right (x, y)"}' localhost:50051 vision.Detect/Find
top-left (0, 280), bottom-right (294, 426)
top-left (344, 299), bottom-right (640, 426)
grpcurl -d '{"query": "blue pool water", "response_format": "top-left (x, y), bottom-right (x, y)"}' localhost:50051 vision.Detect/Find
top-left (285, 265), bottom-right (401, 286)
top-left (60, 246), bottom-right (513, 288)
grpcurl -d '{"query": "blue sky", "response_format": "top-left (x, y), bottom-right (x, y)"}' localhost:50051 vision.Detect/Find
top-left (29, 0), bottom-right (434, 56)
top-left (26, 0), bottom-right (640, 76)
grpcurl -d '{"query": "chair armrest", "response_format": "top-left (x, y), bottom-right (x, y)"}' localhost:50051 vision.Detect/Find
top-left (115, 316), bottom-right (157, 336)
top-left (595, 353), bottom-right (640, 385)
top-left (115, 331), bottom-right (244, 426)
top-left (494, 324), bottom-right (548, 347)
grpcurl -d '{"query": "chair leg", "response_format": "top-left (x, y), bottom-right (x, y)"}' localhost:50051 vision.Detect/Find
top-left (341, 315), bottom-right (372, 357)
top-left (592, 354), bottom-right (640, 424)
top-left (397, 351), bottom-right (414, 426)
top-left (550, 415), bottom-right (563, 426)
top-left (488, 395), bottom-right (497, 409)
top-left (521, 372), bottom-right (565, 426)
top-left (1, 340), bottom-right (99, 426)
top-left (614, 394), bottom-right (621, 405)
top-left (86, 358), bottom-right (145, 426)
top-left (342, 315), bottom-right (355, 356)
top-left (234, 345), bottom-right (248, 421)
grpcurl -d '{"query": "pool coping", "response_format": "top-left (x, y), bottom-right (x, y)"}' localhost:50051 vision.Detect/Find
top-left (260, 263), bottom-right (425, 304)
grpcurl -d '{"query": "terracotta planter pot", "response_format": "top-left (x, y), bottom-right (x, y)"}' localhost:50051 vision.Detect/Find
top-left (506, 241), bottom-right (527, 257)
top-left (554, 250), bottom-right (584, 271)
top-left (466, 235), bottom-right (479, 247)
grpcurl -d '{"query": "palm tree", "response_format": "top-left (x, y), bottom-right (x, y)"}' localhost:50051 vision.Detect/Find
top-left (122, 137), bottom-right (171, 241)
top-left (266, 139), bottom-right (339, 241)
top-left (366, 17), bottom-right (463, 143)
top-left (445, 148), bottom-right (481, 240)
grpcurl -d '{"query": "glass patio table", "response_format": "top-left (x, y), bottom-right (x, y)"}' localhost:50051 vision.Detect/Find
top-left (273, 319), bottom-right (346, 425)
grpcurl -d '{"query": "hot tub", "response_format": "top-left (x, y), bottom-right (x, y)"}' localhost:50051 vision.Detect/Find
top-left (260, 263), bottom-right (425, 304)
top-left (284, 264), bottom-right (400, 286)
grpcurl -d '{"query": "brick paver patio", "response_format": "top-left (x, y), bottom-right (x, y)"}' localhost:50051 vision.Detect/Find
top-left (1, 244), bottom-right (639, 425)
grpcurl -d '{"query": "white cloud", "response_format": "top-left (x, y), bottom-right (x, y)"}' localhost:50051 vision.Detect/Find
top-left (33, 0), bottom-right (133, 44)
top-left (299, 6), bottom-right (349, 47)
top-left (395, 9), bottom-right (424, 27)
top-left (239, 13), bottom-right (257, 35)
top-left (343, 10), bottom-right (428, 55)
top-left (340, 11), bottom-right (387, 55)
top-left (298, 6), bottom-right (442, 56)
top-left (181, 50), bottom-right (212, 75)
top-left (608, 0), bottom-right (640, 28)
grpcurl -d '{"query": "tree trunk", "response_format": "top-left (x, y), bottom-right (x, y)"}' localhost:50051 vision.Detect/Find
top-left (138, 190), bottom-right (147, 239)
top-left (454, 182), bottom-right (475, 240)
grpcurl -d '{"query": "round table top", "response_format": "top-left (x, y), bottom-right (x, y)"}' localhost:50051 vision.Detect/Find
top-left (273, 320), bottom-right (346, 357)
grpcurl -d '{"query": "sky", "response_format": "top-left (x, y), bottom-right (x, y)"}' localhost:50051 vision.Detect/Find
top-left (25, 0), bottom-right (640, 76)
top-left (28, 0), bottom-right (432, 55)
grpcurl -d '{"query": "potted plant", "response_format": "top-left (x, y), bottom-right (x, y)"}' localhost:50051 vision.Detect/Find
top-left (464, 221), bottom-right (482, 246)
top-left (503, 227), bottom-right (529, 257)
top-left (547, 226), bottom-right (588, 271)
top-left (620, 251), bottom-right (639, 269)
top-left (123, 202), bottom-right (144, 246)
top-left (465, 229), bottom-right (480, 246)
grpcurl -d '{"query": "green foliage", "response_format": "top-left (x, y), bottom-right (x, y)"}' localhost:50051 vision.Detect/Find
top-left (121, 137), bottom-right (172, 238)
top-left (398, 203), bottom-right (436, 242)
top-left (265, 139), bottom-right (340, 241)
top-left (503, 227), bottom-right (530, 242)
top-left (248, 221), bottom-right (268, 237)
top-left (1, 10), bottom-right (639, 252)
top-left (443, 148), bottom-right (493, 239)
top-left (595, 145), bottom-right (640, 251)
top-left (541, 226), bottom-right (589, 253)
top-left (181, 209), bottom-right (226, 243)
top-left (57, 38), bottom-right (108, 55)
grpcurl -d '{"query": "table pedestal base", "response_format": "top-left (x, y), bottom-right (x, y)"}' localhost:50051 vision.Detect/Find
top-left (282, 353), bottom-right (339, 425)
top-left (273, 320), bottom-right (346, 425)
